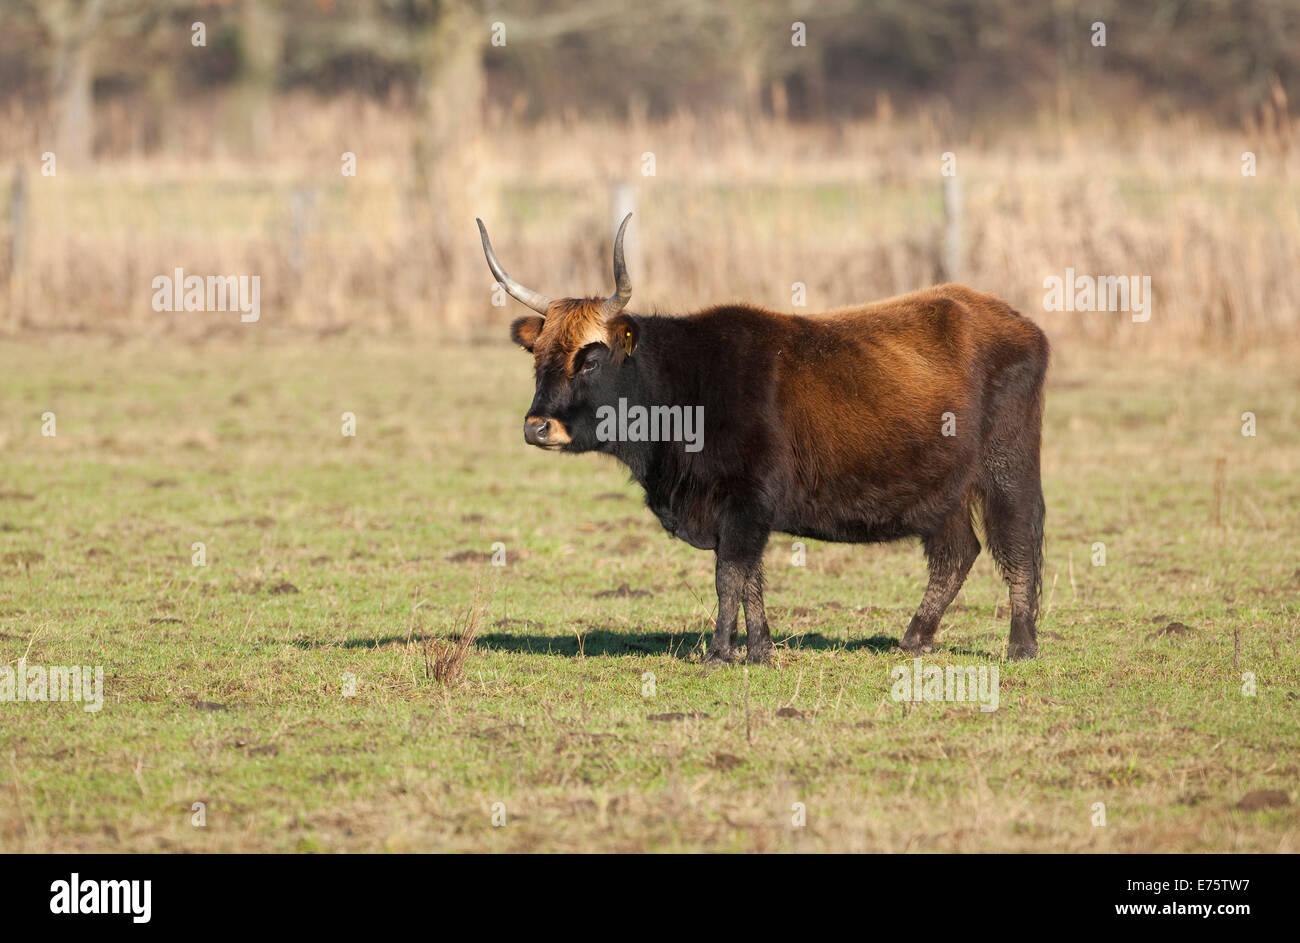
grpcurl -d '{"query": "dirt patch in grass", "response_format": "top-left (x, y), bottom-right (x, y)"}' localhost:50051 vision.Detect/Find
top-left (1235, 790), bottom-right (1291, 811)
top-left (594, 583), bottom-right (652, 598)
top-left (1147, 621), bottom-right (1195, 639)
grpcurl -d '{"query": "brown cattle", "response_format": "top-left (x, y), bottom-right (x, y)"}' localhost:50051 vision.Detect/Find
top-left (479, 215), bottom-right (1049, 663)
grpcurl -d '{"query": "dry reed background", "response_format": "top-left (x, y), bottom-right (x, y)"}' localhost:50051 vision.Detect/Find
top-left (1, 93), bottom-right (1296, 348)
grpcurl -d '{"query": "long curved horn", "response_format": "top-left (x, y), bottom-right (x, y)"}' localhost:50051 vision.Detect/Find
top-left (476, 219), bottom-right (552, 315)
top-left (601, 212), bottom-right (633, 319)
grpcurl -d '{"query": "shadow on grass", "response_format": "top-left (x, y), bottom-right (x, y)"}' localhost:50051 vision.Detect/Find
top-left (291, 631), bottom-right (990, 659)
top-left (289, 634), bottom-right (438, 650)
top-left (473, 630), bottom-right (902, 658)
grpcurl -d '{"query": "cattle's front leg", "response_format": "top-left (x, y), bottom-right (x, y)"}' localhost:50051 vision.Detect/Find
top-left (704, 554), bottom-right (743, 664)
top-left (741, 566), bottom-right (774, 664)
top-left (706, 512), bottom-right (771, 665)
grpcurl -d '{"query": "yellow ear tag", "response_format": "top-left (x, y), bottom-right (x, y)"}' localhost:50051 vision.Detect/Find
top-left (622, 328), bottom-right (637, 357)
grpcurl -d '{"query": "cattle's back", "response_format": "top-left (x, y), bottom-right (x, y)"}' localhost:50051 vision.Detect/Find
top-left (677, 286), bottom-right (1041, 510)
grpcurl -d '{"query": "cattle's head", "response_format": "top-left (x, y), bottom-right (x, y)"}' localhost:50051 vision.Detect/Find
top-left (477, 214), bottom-right (639, 452)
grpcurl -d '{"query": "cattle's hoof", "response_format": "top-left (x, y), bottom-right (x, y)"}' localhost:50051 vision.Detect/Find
top-left (898, 637), bottom-right (935, 655)
top-left (1006, 641), bottom-right (1038, 660)
top-left (704, 646), bottom-right (739, 665)
top-left (745, 644), bottom-right (775, 665)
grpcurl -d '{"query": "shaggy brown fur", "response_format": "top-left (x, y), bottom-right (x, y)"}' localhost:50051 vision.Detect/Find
top-left (503, 261), bottom-right (1048, 664)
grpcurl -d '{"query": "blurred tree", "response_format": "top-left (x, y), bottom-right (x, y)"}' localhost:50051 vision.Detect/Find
top-left (31, 0), bottom-right (108, 163)
top-left (227, 0), bottom-right (283, 155)
top-left (414, 0), bottom-right (485, 276)
top-left (2, 0), bottom-right (1298, 151)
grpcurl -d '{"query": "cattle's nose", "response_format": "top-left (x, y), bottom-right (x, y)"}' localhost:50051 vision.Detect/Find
top-left (523, 418), bottom-right (551, 446)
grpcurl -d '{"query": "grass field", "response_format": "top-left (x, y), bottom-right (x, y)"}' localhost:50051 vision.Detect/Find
top-left (1, 335), bottom-right (1297, 852)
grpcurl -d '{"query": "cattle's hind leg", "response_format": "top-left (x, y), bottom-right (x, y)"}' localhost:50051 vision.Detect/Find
top-left (982, 484), bottom-right (1045, 660)
top-left (900, 505), bottom-right (980, 654)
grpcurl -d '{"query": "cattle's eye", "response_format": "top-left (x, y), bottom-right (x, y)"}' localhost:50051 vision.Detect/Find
top-left (579, 355), bottom-right (600, 376)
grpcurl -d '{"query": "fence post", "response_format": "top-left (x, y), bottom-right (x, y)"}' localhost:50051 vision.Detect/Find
top-left (7, 165), bottom-right (27, 325)
top-left (290, 186), bottom-right (315, 276)
top-left (942, 174), bottom-right (963, 282)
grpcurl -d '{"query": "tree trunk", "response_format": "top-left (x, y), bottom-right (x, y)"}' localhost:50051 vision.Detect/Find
top-left (47, 0), bottom-right (107, 165)
top-left (413, 0), bottom-right (487, 332)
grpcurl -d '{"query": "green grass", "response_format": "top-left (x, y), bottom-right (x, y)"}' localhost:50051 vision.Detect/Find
top-left (0, 337), bottom-right (1297, 852)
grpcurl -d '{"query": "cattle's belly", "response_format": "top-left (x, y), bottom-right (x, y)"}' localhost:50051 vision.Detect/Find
top-left (775, 513), bottom-right (916, 545)
top-left (772, 461), bottom-right (972, 544)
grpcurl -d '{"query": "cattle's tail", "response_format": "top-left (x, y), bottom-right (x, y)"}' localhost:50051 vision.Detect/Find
top-left (976, 324), bottom-right (1048, 652)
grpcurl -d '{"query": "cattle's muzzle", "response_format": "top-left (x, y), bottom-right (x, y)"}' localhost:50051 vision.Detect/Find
top-left (523, 416), bottom-right (570, 450)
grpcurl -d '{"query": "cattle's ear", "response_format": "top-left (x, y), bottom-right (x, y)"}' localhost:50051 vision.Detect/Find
top-left (510, 315), bottom-right (544, 352)
top-left (606, 315), bottom-right (638, 364)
